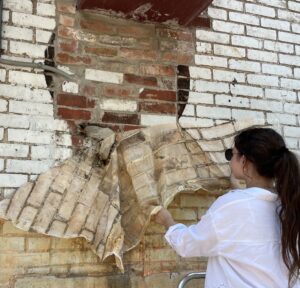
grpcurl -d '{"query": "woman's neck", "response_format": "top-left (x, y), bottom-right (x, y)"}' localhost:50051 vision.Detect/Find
top-left (246, 177), bottom-right (275, 191)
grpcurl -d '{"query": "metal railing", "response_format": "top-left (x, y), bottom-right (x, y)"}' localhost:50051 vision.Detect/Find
top-left (177, 272), bottom-right (206, 288)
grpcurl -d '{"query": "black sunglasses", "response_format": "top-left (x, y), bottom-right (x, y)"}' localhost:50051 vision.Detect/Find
top-left (225, 148), bottom-right (238, 161)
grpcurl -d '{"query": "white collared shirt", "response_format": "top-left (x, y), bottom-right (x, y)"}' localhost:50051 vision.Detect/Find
top-left (165, 187), bottom-right (300, 288)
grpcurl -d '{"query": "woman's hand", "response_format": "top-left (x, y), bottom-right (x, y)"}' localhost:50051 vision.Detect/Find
top-left (154, 208), bottom-right (176, 229)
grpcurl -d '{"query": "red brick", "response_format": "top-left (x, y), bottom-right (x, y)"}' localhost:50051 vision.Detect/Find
top-left (57, 2), bottom-right (76, 14)
top-left (162, 52), bottom-right (194, 65)
top-left (124, 125), bottom-right (144, 131)
top-left (84, 46), bottom-right (118, 57)
top-left (103, 85), bottom-right (136, 98)
top-left (139, 89), bottom-right (176, 102)
top-left (80, 19), bottom-right (115, 34)
top-left (66, 120), bottom-right (77, 132)
top-left (56, 53), bottom-right (91, 65)
top-left (102, 112), bottom-right (139, 125)
top-left (57, 94), bottom-right (95, 108)
top-left (72, 135), bottom-right (85, 147)
top-left (58, 39), bottom-right (78, 53)
top-left (140, 64), bottom-right (175, 76)
top-left (58, 108), bottom-right (91, 120)
top-left (157, 28), bottom-right (193, 42)
top-left (120, 48), bottom-right (157, 61)
top-left (124, 74), bottom-right (157, 87)
top-left (59, 14), bottom-right (75, 27)
top-left (118, 25), bottom-right (155, 38)
top-left (139, 102), bottom-right (176, 114)
top-left (58, 25), bottom-right (76, 39)
top-left (82, 85), bottom-right (96, 97)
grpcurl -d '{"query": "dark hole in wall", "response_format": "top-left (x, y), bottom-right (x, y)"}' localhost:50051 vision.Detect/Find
top-left (177, 65), bottom-right (190, 118)
top-left (44, 33), bottom-right (56, 98)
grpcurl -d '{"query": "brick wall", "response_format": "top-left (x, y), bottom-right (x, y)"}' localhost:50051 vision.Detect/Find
top-left (0, 0), bottom-right (299, 287)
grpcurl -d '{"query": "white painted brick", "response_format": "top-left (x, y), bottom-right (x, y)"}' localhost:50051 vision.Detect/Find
top-left (264, 41), bottom-right (294, 54)
top-left (62, 81), bottom-right (79, 94)
top-left (192, 80), bottom-right (229, 93)
top-left (6, 160), bottom-right (54, 174)
top-left (212, 0), bottom-right (243, 11)
top-left (182, 104), bottom-right (195, 117)
top-left (288, 1), bottom-right (300, 13)
top-left (229, 59), bottom-right (261, 72)
top-left (247, 74), bottom-right (278, 87)
top-left (256, 0), bottom-right (286, 8)
top-left (292, 23), bottom-right (300, 34)
top-left (279, 32), bottom-right (300, 44)
top-left (229, 12), bottom-right (259, 25)
top-left (36, 30), bottom-right (53, 43)
top-left (278, 9), bottom-right (300, 23)
top-left (201, 123), bottom-right (235, 140)
top-left (267, 113), bottom-right (297, 125)
top-left (2, 10), bottom-right (9, 22)
top-left (179, 117), bottom-right (214, 128)
top-left (85, 69), bottom-right (123, 84)
top-left (195, 55), bottom-right (227, 67)
top-left (197, 105), bottom-right (231, 119)
top-left (189, 67), bottom-right (211, 80)
top-left (245, 3), bottom-right (275, 17)
top-left (8, 129), bottom-right (54, 144)
top-left (9, 71), bottom-right (47, 88)
top-left (213, 20), bottom-right (244, 35)
top-left (196, 30), bottom-right (230, 44)
top-left (232, 109), bottom-right (265, 121)
top-left (214, 44), bottom-right (245, 58)
top-left (0, 100), bottom-right (7, 112)
top-left (295, 68), bottom-right (300, 78)
top-left (250, 99), bottom-right (283, 112)
top-left (296, 46), bottom-right (300, 55)
top-left (37, 3), bottom-right (56, 16)
top-left (279, 54), bottom-right (300, 66)
top-left (285, 138), bottom-right (298, 149)
top-left (0, 69), bottom-right (5, 82)
top-left (0, 84), bottom-right (52, 103)
top-left (261, 18), bottom-right (290, 31)
top-left (0, 114), bottom-right (29, 128)
top-left (9, 101), bottom-right (53, 116)
top-left (0, 160), bottom-right (4, 171)
top-left (213, 70), bottom-right (245, 82)
top-left (185, 129), bottom-right (201, 140)
top-left (31, 146), bottom-right (72, 160)
top-left (100, 98), bottom-right (137, 112)
top-left (231, 35), bottom-right (263, 49)
top-left (29, 117), bottom-right (68, 132)
top-left (231, 84), bottom-right (263, 98)
top-left (247, 26), bottom-right (276, 40)
top-left (188, 92), bottom-right (214, 105)
top-left (284, 126), bottom-right (300, 137)
top-left (0, 144), bottom-right (29, 157)
top-left (281, 78), bottom-right (300, 90)
top-left (284, 103), bottom-right (300, 114)
top-left (207, 7), bottom-right (227, 20)
top-left (196, 42), bottom-right (212, 54)
top-left (0, 128), bottom-right (4, 140)
top-left (262, 64), bottom-right (292, 77)
top-left (197, 140), bottom-right (224, 152)
top-left (12, 12), bottom-right (56, 30)
top-left (2, 25), bottom-right (33, 41)
top-left (215, 94), bottom-right (249, 108)
top-left (140, 114), bottom-right (176, 126)
top-left (10, 41), bottom-right (47, 58)
top-left (265, 89), bottom-right (297, 102)
top-left (4, 0), bottom-right (32, 13)
top-left (0, 174), bottom-right (27, 188)
top-left (55, 133), bottom-right (72, 146)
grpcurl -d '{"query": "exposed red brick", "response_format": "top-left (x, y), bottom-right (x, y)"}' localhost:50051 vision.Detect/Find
top-left (58, 25), bottom-right (76, 39)
top-left (139, 102), bottom-right (176, 114)
top-left (84, 46), bottom-right (118, 57)
top-left (157, 28), bottom-right (193, 42)
top-left (58, 39), bottom-right (78, 53)
top-left (72, 135), bottom-right (85, 147)
top-left (124, 74), bottom-right (157, 87)
top-left (162, 52), bottom-right (194, 65)
top-left (58, 108), bottom-right (91, 120)
top-left (118, 25), bottom-right (155, 38)
top-left (124, 125), bottom-right (144, 131)
top-left (59, 14), bottom-right (75, 27)
top-left (140, 64), bottom-right (175, 76)
top-left (102, 112), bottom-right (139, 125)
top-left (56, 53), bottom-right (91, 65)
top-left (80, 19), bottom-right (115, 34)
top-left (57, 94), bottom-right (95, 108)
top-left (120, 48), bottom-right (157, 61)
top-left (139, 89), bottom-right (176, 102)
top-left (57, 2), bottom-right (76, 14)
top-left (66, 120), bottom-right (77, 132)
top-left (103, 85), bottom-right (136, 98)
top-left (82, 85), bottom-right (96, 97)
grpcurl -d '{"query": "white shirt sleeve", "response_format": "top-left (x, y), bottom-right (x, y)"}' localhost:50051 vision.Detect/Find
top-left (164, 212), bottom-right (219, 258)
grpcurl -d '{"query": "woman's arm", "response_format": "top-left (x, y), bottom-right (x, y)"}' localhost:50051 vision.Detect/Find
top-left (154, 208), bottom-right (176, 229)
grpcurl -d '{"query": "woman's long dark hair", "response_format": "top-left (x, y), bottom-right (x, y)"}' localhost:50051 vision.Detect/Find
top-left (234, 127), bottom-right (300, 285)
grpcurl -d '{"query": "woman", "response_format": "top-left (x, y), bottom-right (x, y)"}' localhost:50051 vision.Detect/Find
top-left (155, 127), bottom-right (300, 287)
